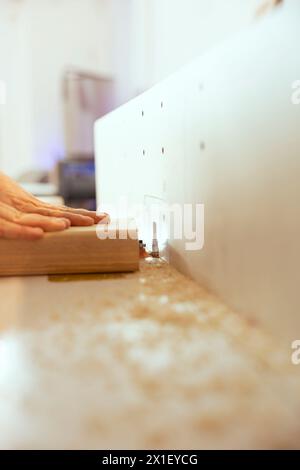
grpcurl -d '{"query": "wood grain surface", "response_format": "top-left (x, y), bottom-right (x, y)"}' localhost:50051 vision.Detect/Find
top-left (0, 224), bottom-right (139, 277)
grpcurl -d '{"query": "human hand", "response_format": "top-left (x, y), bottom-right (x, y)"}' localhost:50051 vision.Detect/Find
top-left (0, 172), bottom-right (107, 240)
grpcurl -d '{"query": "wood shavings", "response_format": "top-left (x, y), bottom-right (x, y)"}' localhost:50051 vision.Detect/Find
top-left (0, 260), bottom-right (299, 449)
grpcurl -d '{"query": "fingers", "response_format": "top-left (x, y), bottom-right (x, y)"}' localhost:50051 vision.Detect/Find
top-left (17, 213), bottom-right (71, 232)
top-left (27, 206), bottom-right (95, 226)
top-left (0, 202), bottom-right (70, 234)
top-left (0, 174), bottom-right (110, 241)
top-left (21, 201), bottom-right (108, 227)
top-left (50, 204), bottom-right (109, 224)
top-left (0, 219), bottom-right (44, 241)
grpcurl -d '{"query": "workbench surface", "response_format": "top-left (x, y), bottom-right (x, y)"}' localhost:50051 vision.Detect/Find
top-left (0, 259), bottom-right (299, 449)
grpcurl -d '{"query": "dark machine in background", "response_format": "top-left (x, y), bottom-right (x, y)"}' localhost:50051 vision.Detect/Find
top-left (57, 157), bottom-right (96, 210)
top-left (59, 69), bottom-right (115, 209)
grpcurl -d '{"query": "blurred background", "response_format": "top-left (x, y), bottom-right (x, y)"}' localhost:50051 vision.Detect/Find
top-left (0, 0), bottom-right (267, 208)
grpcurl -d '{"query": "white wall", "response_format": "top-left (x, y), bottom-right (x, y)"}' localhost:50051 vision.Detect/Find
top-left (0, 0), bottom-right (276, 178)
top-left (0, 1), bottom-right (33, 178)
top-left (0, 0), bottom-right (114, 178)
top-left (128, 0), bottom-right (267, 92)
top-left (28, 0), bottom-right (114, 172)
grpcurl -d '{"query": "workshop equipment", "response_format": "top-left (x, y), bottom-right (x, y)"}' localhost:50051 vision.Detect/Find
top-left (94, 0), bottom-right (300, 342)
top-left (57, 157), bottom-right (97, 210)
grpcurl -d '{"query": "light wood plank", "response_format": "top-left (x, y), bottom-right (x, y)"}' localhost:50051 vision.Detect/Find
top-left (0, 223), bottom-right (139, 277)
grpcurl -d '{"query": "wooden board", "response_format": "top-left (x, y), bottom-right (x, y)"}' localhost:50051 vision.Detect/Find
top-left (0, 224), bottom-right (139, 277)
